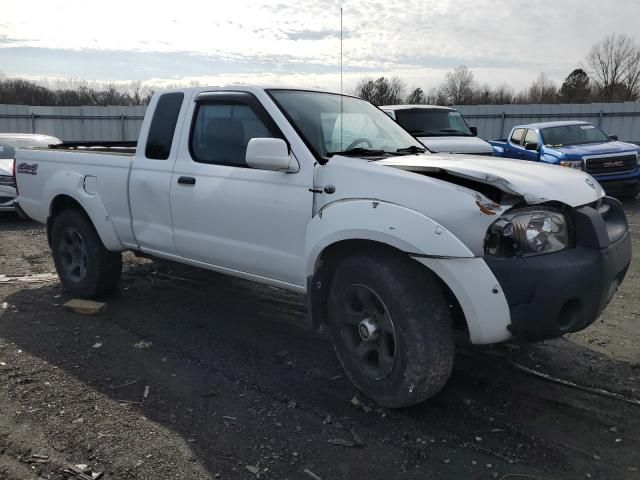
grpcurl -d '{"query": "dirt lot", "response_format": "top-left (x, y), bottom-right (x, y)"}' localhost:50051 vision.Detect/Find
top-left (0, 200), bottom-right (639, 480)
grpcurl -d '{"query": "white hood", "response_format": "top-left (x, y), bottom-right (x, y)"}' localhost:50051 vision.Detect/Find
top-left (378, 154), bottom-right (604, 207)
top-left (417, 136), bottom-right (494, 155)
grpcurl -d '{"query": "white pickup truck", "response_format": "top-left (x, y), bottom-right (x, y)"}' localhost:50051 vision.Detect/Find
top-left (14, 86), bottom-right (632, 408)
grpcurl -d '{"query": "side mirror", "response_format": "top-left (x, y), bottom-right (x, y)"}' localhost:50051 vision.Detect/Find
top-left (525, 142), bottom-right (539, 151)
top-left (469, 126), bottom-right (478, 136)
top-left (609, 134), bottom-right (618, 141)
top-left (246, 138), bottom-right (299, 173)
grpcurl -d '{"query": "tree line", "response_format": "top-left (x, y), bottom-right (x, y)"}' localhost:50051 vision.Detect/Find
top-left (0, 78), bottom-right (152, 107)
top-left (355, 33), bottom-right (640, 106)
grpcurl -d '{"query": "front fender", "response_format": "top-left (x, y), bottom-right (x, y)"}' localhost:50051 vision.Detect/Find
top-left (305, 199), bottom-right (473, 277)
top-left (45, 171), bottom-right (124, 251)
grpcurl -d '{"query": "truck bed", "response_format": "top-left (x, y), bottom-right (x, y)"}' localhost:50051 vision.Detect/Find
top-left (49, 141), bottom-right (136, 155)
top-left (15, 146), bottom-right (135, 246)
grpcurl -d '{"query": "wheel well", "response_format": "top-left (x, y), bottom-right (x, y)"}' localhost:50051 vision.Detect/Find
top-left (46, 195), bottom-right (88, 246)
top-left (308, 240), bottom-right (469, 339)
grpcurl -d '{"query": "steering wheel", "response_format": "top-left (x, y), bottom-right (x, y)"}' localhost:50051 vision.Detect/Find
top-left (346, 138), bottom-right (372, 150)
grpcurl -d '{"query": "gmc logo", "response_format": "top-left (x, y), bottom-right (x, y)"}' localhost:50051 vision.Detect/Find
top-left (602, 160), bottom-right (624, 168)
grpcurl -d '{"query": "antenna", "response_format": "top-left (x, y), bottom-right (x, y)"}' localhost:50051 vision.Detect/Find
top-left (340, 7), bottom-right (343, 149)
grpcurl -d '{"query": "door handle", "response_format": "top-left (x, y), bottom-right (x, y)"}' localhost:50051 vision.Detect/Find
top-left (177, 176), bottom-right (196, 185)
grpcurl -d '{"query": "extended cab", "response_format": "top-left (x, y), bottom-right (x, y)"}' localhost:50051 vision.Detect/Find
top-left (381, 105), bottom-right (494, 155)
top-left (14, 87), bottom-right (632, 408)
top-left (490, 121), bottom-right (640, 198)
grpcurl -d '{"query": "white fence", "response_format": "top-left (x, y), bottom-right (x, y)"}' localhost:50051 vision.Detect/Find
top-left (1, 102), bottom-right (640, 144)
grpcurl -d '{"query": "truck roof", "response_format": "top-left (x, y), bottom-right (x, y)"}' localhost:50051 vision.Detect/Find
top-left (167, 85), bottom-right (360, 100)
top-left (515, 120), bottom-right (592, 130)
top-left (380, 105), bottom-right (455, 111)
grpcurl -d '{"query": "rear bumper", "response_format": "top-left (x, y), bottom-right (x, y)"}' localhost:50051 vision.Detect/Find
top-left (485, 197), bottom-right (632, 341)
top-left (13, 201), bottom-right (29, 219)
top-left (0, 185), bottom-right (16, 211)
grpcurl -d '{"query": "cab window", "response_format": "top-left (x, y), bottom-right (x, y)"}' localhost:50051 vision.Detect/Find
top-left (510, 128), bottom-right (525, 146)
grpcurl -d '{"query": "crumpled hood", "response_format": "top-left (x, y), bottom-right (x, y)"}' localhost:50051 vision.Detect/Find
top-left (417, 135), bottom-right (494, 154)
top-left (377, 153), bottom-right (604, 207)
top-left (0, 159), bottom-right (12, 177)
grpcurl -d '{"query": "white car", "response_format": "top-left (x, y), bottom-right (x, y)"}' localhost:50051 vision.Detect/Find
top-left (0, 134), bottom-right (61, 214)
top-left (381, 105), bottom-right (494, 155)
top-left (14, 86), bottom-right (631, 407)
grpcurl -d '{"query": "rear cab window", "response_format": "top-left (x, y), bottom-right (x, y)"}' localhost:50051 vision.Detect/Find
top-left (145, 92), bottom-right (185, 160)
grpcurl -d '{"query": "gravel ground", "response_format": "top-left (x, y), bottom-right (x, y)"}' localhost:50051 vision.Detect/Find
top-left (0, 199), bottom-right (639, 480)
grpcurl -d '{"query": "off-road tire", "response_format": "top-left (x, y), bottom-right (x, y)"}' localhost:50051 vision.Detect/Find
top-left (327, 250), bottom-right (455, 408)
top-left (51, 209), bottom-right (122, 298)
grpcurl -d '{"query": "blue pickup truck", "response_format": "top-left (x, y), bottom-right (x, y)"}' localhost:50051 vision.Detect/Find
top-left (490, 121), bottom-right (640, 198)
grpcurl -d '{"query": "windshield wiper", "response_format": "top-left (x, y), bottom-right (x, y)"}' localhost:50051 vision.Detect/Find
top-left (436, 128), bottom-right (472, 136)
top-left (327, 147), bottom-right (388, 157)
top-left (408, 130), bottom-right (433, 136)
top-left (396, 145), bottom-right (426, 154)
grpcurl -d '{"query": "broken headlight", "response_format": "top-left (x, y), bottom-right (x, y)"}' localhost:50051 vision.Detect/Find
top-left (484, 208), bottom-right (568, 257)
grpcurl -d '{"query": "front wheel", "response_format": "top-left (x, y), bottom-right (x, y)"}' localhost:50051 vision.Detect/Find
top-left (327, 251), bottom-right (455, 408)
top-left (51, 209), bottom-right (122, 299)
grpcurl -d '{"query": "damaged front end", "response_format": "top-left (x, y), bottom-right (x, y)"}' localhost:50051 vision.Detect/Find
top-left (377, 155), bottom-right (631, 342)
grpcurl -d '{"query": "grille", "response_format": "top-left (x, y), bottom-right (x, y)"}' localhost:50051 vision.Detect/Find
top-left (0, 196), bottom-right (14, 204)
top-left (584, 154), bottom-right (637, 175)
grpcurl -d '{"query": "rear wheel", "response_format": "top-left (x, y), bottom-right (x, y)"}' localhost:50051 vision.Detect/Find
top-left (51, 209), bottom-right (122, 298)
top-left (327, 251), bottom-right (455, 408)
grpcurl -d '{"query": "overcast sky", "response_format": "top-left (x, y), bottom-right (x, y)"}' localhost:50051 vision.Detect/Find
top-left (1, 0), bottom-right (639, 93)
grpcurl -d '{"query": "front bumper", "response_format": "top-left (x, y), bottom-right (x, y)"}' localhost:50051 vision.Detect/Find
top-left (598, 177), bottom-right (640, 198)
top-left (485, 197), bottom-right (632, 341)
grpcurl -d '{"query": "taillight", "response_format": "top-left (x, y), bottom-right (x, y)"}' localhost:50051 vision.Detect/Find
top-left (13, 158), bottom-right (18, 195)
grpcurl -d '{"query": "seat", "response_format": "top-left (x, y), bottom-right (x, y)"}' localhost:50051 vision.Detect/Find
top-left (201, 118), bottom-right (246, 165)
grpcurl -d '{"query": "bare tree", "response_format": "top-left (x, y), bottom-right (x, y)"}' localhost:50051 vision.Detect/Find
top-left (438, 65), bottom-right (476, 105)
top-left (491, 83), bottom-right (515, 104)
top-left (587, 34), bottom-right (640, 101)
top-left (525, 73), bottom-right (558, 103)
top-left (353, 76), bottom-right (406, 105)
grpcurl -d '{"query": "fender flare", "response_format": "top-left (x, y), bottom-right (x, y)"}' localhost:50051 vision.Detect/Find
top-left (45, 171), bottom-right (124, 251)
top-left (305, 199), bottom-right (474, 278)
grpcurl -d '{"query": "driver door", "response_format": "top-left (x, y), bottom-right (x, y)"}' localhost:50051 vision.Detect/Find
top-left (170, 92), bottom-right (314, 288)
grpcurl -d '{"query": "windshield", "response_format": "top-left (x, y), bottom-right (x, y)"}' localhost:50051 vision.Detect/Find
top-left (540, 124), bottom-right (611, 147)
top-left (394, 109), bottom-right (472, 137)
top-left (268, 90), bottom-right (424, 159)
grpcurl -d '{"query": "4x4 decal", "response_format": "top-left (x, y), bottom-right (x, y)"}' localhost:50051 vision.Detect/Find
top-left (17, 163), bottom-right (38, 175)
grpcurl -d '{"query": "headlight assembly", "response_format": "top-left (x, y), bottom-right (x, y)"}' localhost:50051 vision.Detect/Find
top-left (484, 208), bottom-right (569, 257)
top-left (560, 160), bottom-right (582, 170)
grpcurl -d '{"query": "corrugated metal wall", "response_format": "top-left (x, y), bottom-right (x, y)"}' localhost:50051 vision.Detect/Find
top-left (0, 104), bottom-right (146, 141)
top-left (455, 102), bottom-right (640, 142)
top-left (1, 102), bottom-right (640, 143)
